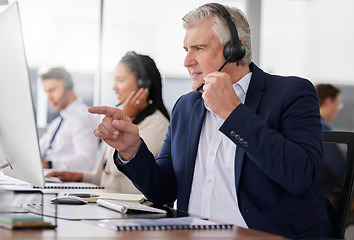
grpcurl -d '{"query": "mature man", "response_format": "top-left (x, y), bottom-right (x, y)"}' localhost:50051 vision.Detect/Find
top-left (40, 67), bottom-right (99, 171)
top-left (89, 3), bottom-right (341, 239)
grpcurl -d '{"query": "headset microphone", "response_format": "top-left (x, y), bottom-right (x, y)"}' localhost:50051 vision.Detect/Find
top-left (196, 57), bottom-right (230, 91)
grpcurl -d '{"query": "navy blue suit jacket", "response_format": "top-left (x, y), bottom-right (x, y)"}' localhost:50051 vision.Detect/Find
top-left (116, 63), bottom-right (341, 239)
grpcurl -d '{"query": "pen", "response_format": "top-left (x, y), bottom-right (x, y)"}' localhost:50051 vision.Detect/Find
top-left (66, 193), bottom-right (100, 198)
top-left (195, 58), bottom-right (231, 92)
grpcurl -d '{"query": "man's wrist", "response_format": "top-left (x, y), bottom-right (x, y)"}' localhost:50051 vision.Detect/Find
top-left (117, 152), bottom-right (132, 164)
top-left (114, 150), bottom-right (132, 165)
top-left (113, 139), bottom-right (142, 165)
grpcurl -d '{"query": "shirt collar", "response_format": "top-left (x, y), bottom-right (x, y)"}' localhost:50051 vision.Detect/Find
top-left (234, 72), bottom-right (252, 97)
top-left (59, 99), bottom-right (80, 118)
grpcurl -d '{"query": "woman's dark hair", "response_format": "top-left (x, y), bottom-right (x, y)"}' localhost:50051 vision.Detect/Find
top-left (120, 52), bottom-right (170, 124)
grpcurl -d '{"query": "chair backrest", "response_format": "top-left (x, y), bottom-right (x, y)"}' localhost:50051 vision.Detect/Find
top-left (323, 131), bottom-right (354, 234)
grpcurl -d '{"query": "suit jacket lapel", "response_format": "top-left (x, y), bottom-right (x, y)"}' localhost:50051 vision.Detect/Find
top-left (235, 63), bottom-right (266, 193)
top-left (244, 63), bottom-right (265, 114)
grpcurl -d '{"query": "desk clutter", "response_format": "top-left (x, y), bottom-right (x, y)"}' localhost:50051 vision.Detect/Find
top-left (0, 188), bottom-right (233, 233)
top-left (0, 189), bottom-right (57, 229)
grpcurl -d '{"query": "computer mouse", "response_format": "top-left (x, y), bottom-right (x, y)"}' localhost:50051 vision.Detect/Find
top-left (51, 195), bottom-right (88, 205)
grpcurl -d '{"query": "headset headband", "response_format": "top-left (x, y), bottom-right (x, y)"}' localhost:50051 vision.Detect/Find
top-left (204, 3), bottom-right (239, 44)
top-left (127, 51), bottom-right (147, 80)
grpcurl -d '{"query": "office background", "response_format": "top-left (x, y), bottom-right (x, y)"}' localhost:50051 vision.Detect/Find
top-left (1, 0), bottom-right (353, 131)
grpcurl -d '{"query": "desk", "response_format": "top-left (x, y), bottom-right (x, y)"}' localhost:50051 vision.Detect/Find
top-left (0, 218), bottom-right (286, 240)
top-left (0, 176), bottom-right (287, 240)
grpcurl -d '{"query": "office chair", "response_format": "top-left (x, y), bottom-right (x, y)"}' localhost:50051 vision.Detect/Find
top-left (323, 130), bottom-right (354, 235)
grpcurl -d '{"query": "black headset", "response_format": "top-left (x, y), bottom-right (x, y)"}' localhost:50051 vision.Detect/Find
top-left (127, 51), bottom-right (152, 89)
top-left (204, 3), bottom-right (246, 63)
top-left (64, 78), bottom-right (73, 90)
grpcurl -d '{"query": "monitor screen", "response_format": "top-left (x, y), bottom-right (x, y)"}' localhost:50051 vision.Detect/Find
top-left (0, 2), bottom-right (45, 188)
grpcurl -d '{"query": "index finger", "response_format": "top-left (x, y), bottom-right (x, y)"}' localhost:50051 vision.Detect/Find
top-left (88, 106), bottom-right (119, 117)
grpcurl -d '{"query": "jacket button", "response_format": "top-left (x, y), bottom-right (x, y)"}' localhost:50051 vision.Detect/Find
top-left (230, 131), bottom-right (236, 137)
top-left (244, 142), bottom-right (249, 147)
top-left (239, 138), bottom-right (244, 144)
top-left (235, 134), bottom-right (240, 140)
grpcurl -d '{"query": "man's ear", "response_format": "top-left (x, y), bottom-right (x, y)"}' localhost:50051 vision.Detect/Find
top-left (323, 97), bottom-right (333, 107)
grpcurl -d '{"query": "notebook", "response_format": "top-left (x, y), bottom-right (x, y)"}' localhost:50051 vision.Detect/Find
top-left (0, 214), bottom-right (55, 229)
top-left (33, 182), bottom-right (104, 189)
top-left (83, 216), bottom-right (234, 231)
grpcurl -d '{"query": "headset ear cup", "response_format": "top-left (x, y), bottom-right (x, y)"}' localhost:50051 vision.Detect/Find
top-left (223, 41), bottom-right (246, 62)
top-left (137, 78), bottom-right (151, 89)
top-left (64, 79), bottom-right (73, 90)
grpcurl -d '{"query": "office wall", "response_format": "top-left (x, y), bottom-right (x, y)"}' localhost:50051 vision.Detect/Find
top-left (260, 0), bottom-right (354, 85)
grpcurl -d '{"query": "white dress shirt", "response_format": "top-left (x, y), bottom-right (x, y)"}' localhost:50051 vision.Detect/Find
top-left (39, 99), bottom-right (99, 171)
top-left (188, 72), bottom-right (252, 228)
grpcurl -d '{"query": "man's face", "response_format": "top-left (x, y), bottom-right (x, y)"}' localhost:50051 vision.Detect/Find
top-left (328, 95), bottom-right (341, 122)
top-left (183, 17), bottom-right (226, 91)
top-left (42, 78), bottom-right (68, 111)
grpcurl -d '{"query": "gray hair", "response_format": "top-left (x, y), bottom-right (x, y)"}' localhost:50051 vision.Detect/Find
top-left (182, 4), bottom-right (252, 66)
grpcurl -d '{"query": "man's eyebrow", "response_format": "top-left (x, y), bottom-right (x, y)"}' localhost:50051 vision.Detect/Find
top-left (184, 44), bottom-right (208, 50)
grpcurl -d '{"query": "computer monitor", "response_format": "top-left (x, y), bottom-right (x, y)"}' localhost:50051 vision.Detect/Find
top-left (0, 2), bottom-right (45, 188)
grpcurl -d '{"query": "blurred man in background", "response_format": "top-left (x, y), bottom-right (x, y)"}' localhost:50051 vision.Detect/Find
top-left (39, 67), bottom-right (99, 171)
top-left (315, 83), bottom-right (346, 199)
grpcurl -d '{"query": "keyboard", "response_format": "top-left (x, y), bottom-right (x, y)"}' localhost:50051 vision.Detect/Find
top-left (45, 176), bottom-right (62, 183)
top-left (96, 199), bottom-right (167, 214)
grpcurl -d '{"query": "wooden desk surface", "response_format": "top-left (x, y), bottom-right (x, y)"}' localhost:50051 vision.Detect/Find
top-left (0, 218), bottom-right (287, 240)
top-left (0, 175), bottom-right (287, 240)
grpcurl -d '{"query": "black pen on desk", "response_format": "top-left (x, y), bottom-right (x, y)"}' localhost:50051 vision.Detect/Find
top-left (195, 58), bottom-right (231, 92)
top-left (66, 193), bottom-right (100, 198)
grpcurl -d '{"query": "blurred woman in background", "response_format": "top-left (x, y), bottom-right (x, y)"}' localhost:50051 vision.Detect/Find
top-left (46, 51), bottom-right (170, 193)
